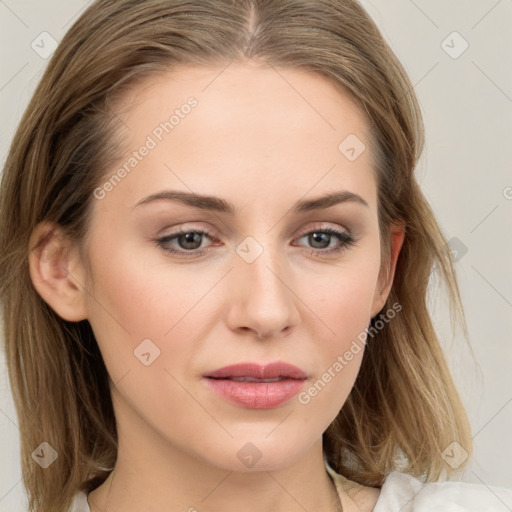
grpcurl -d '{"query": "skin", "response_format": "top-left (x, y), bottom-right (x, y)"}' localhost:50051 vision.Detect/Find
top-left (29, 61), bottom-right (404, 512)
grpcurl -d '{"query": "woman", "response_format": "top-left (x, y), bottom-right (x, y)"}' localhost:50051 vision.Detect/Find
top-left (0, 1), bottom-right (510, 511)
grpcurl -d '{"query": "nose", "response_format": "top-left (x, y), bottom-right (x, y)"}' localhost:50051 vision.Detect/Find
top-left (225, 245), bottom-right (301, 340)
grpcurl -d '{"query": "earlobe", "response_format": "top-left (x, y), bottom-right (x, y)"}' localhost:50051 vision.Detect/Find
top-left (28, 221), bottom-right (88, 322)
top-left (371, 222), bottom-right (405, 318)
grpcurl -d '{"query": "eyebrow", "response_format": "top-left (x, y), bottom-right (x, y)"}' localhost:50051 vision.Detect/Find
top-left (131, 189), bottom-right (369, 214)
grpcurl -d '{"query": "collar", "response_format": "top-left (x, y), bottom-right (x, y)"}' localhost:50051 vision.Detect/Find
top-left (324, 457), bottom-right (369, 509)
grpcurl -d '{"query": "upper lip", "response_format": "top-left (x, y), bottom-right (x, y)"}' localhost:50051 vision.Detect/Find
top-left (204, 361), bottom-right (308, 380)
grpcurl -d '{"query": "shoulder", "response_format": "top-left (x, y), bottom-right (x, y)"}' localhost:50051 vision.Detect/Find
top-left (68, 490), bottom-right (91, 512)
top-left (325, 459), bottom-right (512, 512)
top-left (373, 471), bottom-right (512, 512)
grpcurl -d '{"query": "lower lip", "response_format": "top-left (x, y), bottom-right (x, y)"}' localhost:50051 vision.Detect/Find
top-left (204, 377), bottom-right (306, 409)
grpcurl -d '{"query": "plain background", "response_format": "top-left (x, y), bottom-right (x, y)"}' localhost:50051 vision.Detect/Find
top-left (0, 1), bottom-right (511, 510)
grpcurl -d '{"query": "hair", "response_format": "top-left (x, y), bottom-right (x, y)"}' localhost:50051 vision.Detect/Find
top-left (0, 0), bottom-right (475, 510)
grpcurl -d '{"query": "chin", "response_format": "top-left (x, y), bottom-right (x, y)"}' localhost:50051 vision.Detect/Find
top-left (191, 430), bottom-right (317, 473)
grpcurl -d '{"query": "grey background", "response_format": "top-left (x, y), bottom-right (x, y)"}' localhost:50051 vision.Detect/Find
top-left (1, 1), bottom-right (511, 510)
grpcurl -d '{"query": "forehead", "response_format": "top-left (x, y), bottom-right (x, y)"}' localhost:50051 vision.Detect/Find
top-left (99, 62), bottom-right (377, 214)
top-left (119, 61), bottom-right (371, 143)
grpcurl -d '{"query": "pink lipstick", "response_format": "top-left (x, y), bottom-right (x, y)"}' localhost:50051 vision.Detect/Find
top-left (203, 361), bottom-right (307, 409)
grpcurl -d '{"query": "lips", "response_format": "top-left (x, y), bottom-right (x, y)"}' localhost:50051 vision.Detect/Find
top-left (204, 361), bottom-right (308, 381)
top-left (203, 361), bottom-right (308, 409)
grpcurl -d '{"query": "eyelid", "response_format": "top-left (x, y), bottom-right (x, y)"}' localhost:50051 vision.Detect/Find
top-left (295, 221), bottom-right (351, 237)
top-left (158, 222), bottom-right (220, 239)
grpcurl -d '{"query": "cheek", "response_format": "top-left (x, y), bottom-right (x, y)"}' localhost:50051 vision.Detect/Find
top-left (296, 251), bottom-right (381, 411)
top-left (83, 248), bottom-right (209, 442)
top-left (82, 236), bottom-right (205, 382)
top-left (304, 252), bottom-right (381, 343)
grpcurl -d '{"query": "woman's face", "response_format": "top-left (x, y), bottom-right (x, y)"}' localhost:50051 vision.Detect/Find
top-left (77, 62), bottom-right (398, 472)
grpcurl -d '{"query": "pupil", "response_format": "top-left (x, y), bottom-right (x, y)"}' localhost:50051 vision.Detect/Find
top-left (180, 232), bottom-right (202, 250)
top-left (310, 232), bottom-right (330, 249)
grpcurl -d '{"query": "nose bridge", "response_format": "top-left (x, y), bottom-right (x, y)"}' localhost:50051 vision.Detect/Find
top-left (229, 235), bottom-right (300, 337)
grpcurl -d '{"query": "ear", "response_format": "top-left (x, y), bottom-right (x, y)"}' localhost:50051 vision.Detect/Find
top-left (370, 221), bottom-right (405, 318)
top-left (28, 221), bottom-right (88, 322)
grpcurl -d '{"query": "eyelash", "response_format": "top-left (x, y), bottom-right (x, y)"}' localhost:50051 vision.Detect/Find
top-left (154, 225), bottom-right (356, 259)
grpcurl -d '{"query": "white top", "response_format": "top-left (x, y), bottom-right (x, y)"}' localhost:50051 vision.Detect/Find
top-left (69, 460), bottom-right (512, 511)
top-left (325, 460), bottom-right (512, 511)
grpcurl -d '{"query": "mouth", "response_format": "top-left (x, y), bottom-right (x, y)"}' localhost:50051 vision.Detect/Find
top-left (204, 361), bottom-right (308, 380)
top-left (203, 361), bottom-right (308, 409)
top-left (209, 376), bottom-right (292, 383)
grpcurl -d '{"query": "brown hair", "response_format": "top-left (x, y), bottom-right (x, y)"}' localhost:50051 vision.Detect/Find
top-left (0, 0), bottom-right (473, 510)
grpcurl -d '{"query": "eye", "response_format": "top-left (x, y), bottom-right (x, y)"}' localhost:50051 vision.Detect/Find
top-left (293, 227), bottom-right (355, 256)
top-left (154, 228), bottom-right (217, 258)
